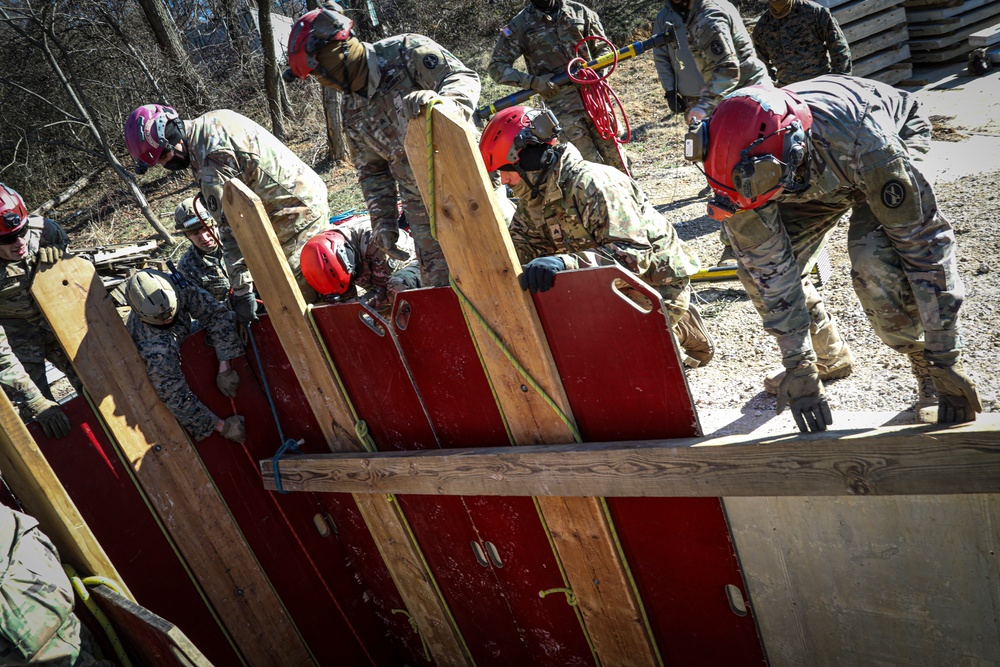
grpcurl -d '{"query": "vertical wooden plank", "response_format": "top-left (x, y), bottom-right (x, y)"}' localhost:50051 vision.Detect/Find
top-left (404, 105), bottom-right (659, 666)
top-left (0, 390), bottom-right (129, 597)
top-left (31, 258), bottom-right (310, 667)
top-left (224, 180), bottom-right (473, 667)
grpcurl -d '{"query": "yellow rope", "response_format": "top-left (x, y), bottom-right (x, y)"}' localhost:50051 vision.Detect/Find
top-left (538, 587), bottom-right (578, 607)
top-left (64, 564), bottom-right (134, 667)
top-left (391, 608), bottom-right (430, 661)
top-left (306, 305), bottom-right (376, 452)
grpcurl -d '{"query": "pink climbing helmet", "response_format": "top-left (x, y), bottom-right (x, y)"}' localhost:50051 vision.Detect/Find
top-left (124, 104), bottom-right (180, 172)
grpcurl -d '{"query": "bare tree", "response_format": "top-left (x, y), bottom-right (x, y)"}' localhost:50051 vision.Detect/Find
top-left (258, 0), bottom-right (286, 138)
top-left (135, 0), bottom-right (211, 109)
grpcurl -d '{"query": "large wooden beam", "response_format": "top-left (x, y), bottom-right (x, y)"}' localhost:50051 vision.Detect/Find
top-left (0, 390), bottom-right (130, 598)
top-left (31, 257), bottom-right (310, 667)
top-left (404, 106), bottom-right (659, 667)
top-left (261, 416), bottom-right (1000, 497)
top-left (224, 180), bottom-right (473, 667)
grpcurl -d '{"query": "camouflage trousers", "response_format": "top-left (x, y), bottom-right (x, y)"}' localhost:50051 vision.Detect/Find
top-left (0, 507), bottom-right (108, 666)
top-left (0, 319), bottom-right (80, 409)
top-left (274, 206), bottom-right (328, 305)
top-left (656, 278), bottom-right (692, 327)
top-left (545, 87), bottom-right (628, 174)
top-left (394, 162), bottom-right (450, 288)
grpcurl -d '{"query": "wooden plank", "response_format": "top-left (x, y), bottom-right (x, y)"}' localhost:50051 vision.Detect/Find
top-left (403, 106), bottom-right (659, 667)
top-left (0, 391), bottom-right (129, 598)
top-left (850, 23), bottom-right (908, 60)
top-left (31, 258), bottom-right (308, 667)
top-left (223, 180), bottom-right (473, 667)
top-left (969, 22), bottom-right (1000, 46)
top-left (833, 0), bottom-right (902, 27)
top-left (868, 62), bottom-right (913, 85)
top-left (907, 0), bottom-right (994, 21)
top-left (910, 10), bottom-right (1000, 48)
top-left (843, 6), bottom-right (906, 42)
top-left (261, 416), bottom-right (1000, 498)
top-left (90, 584), bottom-right (213, 667)
top-left (853, 43), bottom-right (911, 77)
top-left (908, 2), bottom-right (1000, 36)
top-left (909, 41), bottom-right (971, 60)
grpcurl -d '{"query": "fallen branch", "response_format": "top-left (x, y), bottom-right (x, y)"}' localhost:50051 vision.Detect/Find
top-left (31, 166), bottom-right (106, 216)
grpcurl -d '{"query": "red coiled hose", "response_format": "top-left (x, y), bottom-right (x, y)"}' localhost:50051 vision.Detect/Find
top-left (567, 35), bottom-right (631, 176)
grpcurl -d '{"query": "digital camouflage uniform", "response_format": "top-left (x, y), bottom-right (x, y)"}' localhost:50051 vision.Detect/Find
top-left (184, 110), bottom-right (329, 302)
top-left (0, 506), bottom-right (108, 666)
top-left (721, 75), bottom-right (957, 371)
top-left (489, 2), bottom-right (627, 171)
top-left (683, 0), bottom-right (771, 118)
top-left (653, 4), bottom-right (707, 110)
top-left (126, 280), bottom-right (243, 441)
top-left (177, 244), bottom-right (230, 303)
top-left (752, 0), bottom-right (851, 87)
top-left (0, 216), bottom-right (79, 414)
top-left (323, 217), bottom-right (421, 309)
top-left (341, 34), bottom-right (480, 287)
top-left (509, 143), bottom-right (701, 323)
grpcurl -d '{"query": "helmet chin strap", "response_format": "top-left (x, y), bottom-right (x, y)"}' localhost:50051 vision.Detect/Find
top-left (515, 146), bottom-right (559, 199)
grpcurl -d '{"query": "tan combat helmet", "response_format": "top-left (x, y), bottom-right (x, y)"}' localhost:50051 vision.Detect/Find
top-left (125, 269), bottom-right (178, 325)
top-left (174, 196), bottom-right (210, 234)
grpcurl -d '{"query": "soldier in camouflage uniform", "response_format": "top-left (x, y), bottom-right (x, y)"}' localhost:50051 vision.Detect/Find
top-left (283, 4), bottom-right (480, 288)
top-left (174, 196), bottom-right (230, 302)
top-left (125, 269), bottom-right (246, 443)
top-left (654, 3), bottom-right (708, 117)
top-left (667, 0), bottom-right (771, 125)
top-left (480, 106), bottom-right (714, 366)
top-left (301, 216), bottom-right (421, 311)
top-left (0, 505), bottom-right (110, 666)
top-left (489, 0), bottom-right (628, 172)
top-left (124, 105), bottom-right (329, 313)
top-left (0, 184), bottom-right (76, 439)
top-left (693, 76), bottom-right (979, 431)
top-left (752, 0), bottom-right (851, 87)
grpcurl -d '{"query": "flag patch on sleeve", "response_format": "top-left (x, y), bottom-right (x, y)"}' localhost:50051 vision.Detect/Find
top-left (502, 25), bottom-right (512, 37)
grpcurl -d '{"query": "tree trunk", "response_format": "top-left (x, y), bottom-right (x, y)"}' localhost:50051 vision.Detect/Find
top-left (323, 87), bottom-right (348, 162)
top-left (257, 0), bottom-right (286, 139)
top-left (219, 0), bottom-right (250, 62)
top-left (30, 166), bottom-right (106, 217)
top-left (135, 0), bottom-right (210, 109)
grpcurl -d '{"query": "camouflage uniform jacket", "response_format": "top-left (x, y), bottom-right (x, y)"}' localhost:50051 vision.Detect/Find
top-left (752, 0), bottom-right (851, 86)
top-left (509, 144), bottom-right (701, 284)
top-left (731, 75), bottom-right (953, 365)
top-left (685, 0), bottom-right (771, 116)
top-left (184, 110), bottom-right (329, 289)
top-left (177, 245), bottom-right (230, 302)
top-left (0, 506), bottom-right (108, 666)
top-left (126, 281), bottom-right (243, 441)
top-left (328, 216), bottom-right (418, 305)
top-left (488, 1), bottom-right (612, 86)
top-left (653, 4), bottom-right (706, 98)
top-left (0, 216), bottom-right (69, 406)
top-left (343, 34), bottom-right (480, 239)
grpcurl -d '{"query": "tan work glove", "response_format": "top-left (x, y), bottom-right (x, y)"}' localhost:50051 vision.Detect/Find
top-left (529, 73), bottom-right (559, 98)
top-left (27, 396), bottom-right (71, 439)
top-left (38, 246), bottom-right (65, 264)
top-left (775, 360), bottom-right (833, 433)
top-left (928, 361), bottom-right (982, 424)
top-left (216, 368), bottom-right (240, 398)
top-left (373, 228), bottom-right (410, 261)
top-left (220, 415), bottom-right (246, 443)
top-left (402, 90), bottom-right (444, 119)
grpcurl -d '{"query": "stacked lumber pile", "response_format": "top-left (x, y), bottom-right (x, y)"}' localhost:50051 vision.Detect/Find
top-left (906, 0), bottom-right (1000, 63)
top-left (969, 22), bottom-right (1000, 62)
top-left (818, 0), bottom-right (912, 85)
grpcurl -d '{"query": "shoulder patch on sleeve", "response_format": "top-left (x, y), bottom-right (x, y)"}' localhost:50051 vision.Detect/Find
top-left (710, 39), bottom-right (724, 56)
top-left (207, 195), bottom-right (219, 212)
top-left (423, 53), bottom-right (439, 69)
top-left (502, 25), bottom-right (512, 37)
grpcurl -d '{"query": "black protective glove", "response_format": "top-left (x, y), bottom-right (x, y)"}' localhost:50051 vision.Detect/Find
top-left (775, 361), bottom-right (833, 433)
top-left (220, 415), bottom-right (247, 443)
top-left (664, 89), bottom-right (682, 114)
top-left (28, 397), bottom-right (71, 439)
top-left (928, 361), bottom-right (982, 424)
top-left (232, 291), bottom-right (259, 324)
top-left (519, 256), bottom-right (565, 294)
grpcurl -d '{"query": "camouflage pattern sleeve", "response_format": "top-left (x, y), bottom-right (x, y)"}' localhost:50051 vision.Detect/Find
top-left (750, 19), bottom-right (776, 81)
top-left (127, 314), bottom-right (219, 441)
top-left (181, 283), bottom-right (243, 362)
top-left (488, 18), bottom-right (534, 88)
top-left (509, 207), bottom-right (553, 265)
top-left (198, 153), bottom-right (251, 289)
top-left (690, 9), bottom-right (743, 114)
top-left (408, 37), bottom-right (482, 122)
top-left (0, 324), bottom-right (45, 407)
top-left (40, 219), bottom-right (69, 249)
top-left (582, 6), bottom-right (613, 61)
top-left (818, 6), bottom-right (851, 75)
top-left (345, 125), bottom-right (400, 241)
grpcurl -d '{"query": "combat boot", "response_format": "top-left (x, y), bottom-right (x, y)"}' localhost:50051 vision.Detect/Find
top-left (909, 350), bottom-right (938, 423)
top-left (674, 304), bottom-right (715, 368)
top-left (717, 244), bottom-right (738, 267)
top-left (764, 318), bottom-right (854, 393)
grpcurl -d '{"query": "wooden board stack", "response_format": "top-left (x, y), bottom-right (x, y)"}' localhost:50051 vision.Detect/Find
top-left (817, 0), bottom-right (913, 85)
top-left (905, 0), bottom-right (1000, 63)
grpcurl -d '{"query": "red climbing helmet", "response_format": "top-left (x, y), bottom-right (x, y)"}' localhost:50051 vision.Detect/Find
top-left (0, 184), bottom-right (28, 238)
top-left (702, 86), bottom-right (813, 211)
top-left (124, 104), bottom-right (181, 171)
top-left (301, 230), bottom-right (355, 295)
top-left (479, 106), bottom-right (560, 171)
top-left (285, 7), bottom-right (354, 81)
